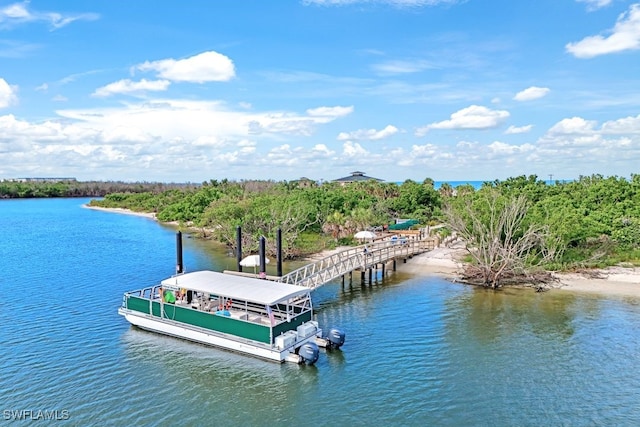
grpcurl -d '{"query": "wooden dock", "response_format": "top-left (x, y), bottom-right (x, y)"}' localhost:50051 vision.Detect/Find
top-left (276, 237), bottom-right (436, 289)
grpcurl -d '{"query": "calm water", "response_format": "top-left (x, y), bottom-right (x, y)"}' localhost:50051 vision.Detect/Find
top-left (2, 198), bottom-right (640, 426)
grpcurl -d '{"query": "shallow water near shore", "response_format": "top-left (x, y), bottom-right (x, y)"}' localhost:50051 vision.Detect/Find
top-left (2, 198), bottom-right (640, 426)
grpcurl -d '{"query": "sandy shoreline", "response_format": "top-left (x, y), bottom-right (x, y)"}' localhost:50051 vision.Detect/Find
top-left (310, 243), bottom-right (640, 299)
top-left (83, 204), bottom-right (157, 219)
top-left (88, 205), bottom-right (640, 298)
top-left (404, 248), bottom-right (640, 299)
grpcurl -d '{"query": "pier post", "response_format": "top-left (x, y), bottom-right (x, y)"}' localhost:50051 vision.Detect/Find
top-left (259, 236), bottom-right (267, 276)
top-left (361, 270), bottom-right (365, 284)
top-left (175, 231), bottom-right (184, 274)
top-left (276, 228), bottom-right (283, 277)
top-left (368, 268), bottom-right (372, 284)
top-left (393, 259), bottom-right (396, 271)
top-left (236, 226), bottom-right (243, 272)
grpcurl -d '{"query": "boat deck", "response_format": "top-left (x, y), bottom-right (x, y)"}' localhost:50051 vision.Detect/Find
top-left (167, 296), bottom-right (276, 326)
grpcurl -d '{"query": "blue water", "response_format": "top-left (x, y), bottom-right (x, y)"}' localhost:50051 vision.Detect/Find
top-left (433, 180), bottom-right (485, 189)
top-left (2, 198), bottom-right (640, 426)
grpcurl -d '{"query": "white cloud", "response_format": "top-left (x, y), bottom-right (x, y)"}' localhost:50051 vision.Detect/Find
top-left (600, 114), bottom-right (640, 134)
top-left (137, 51), bottom-right (235, 83)
top-left (513, 86), bottom-right (550, 101)
top-left (566, 4), bottom-right (640, 58)
top-left (342, 141), bottom-right (369, 157)
top-left (576, 0), bottom-right (613, 11)
top-left (0, 78), bottom-right (18, 108)
top-left (0, 1), bottom-right (98, 30)
top-left (504, 124), bottom-right (533, 134)
top-left (487, 140), bottom-right (535, 155)
top-left (92, 79), bottom-right (171, 97)
top-left (415, 105), bottom-right (510, 135)
top-left (337, 124), bottom-right (398, 141)
top-left (306, 105), bottom-right (354, 118)
top-left (548, 117), bottom-right (597, 134)
top-left (311, 143), bottom-right (334, 156)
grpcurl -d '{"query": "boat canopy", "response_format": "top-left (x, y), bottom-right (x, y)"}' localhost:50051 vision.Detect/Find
top-left (160, 271), bottom-right (310, 306)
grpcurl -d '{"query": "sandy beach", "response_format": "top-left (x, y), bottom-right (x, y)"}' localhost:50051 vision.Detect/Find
top-left (313, 242), bottom-right (640, 299)
top-left (88, 204), bottom-right (640, 298)
top-left (401, 245), bottom-right (640, 299)
top-left (83, 204), bottom-right (158, 219)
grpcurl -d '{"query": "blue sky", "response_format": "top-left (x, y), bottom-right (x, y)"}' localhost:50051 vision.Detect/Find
top-left (1, 0), bottom-right (639, 183)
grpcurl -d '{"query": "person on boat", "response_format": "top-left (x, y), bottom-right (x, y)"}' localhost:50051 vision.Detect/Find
top-left (162, 289), bottom-right (176, 304)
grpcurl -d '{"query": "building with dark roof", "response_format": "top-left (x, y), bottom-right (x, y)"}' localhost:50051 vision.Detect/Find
top-left (332, 171), bottom-right (384, 184)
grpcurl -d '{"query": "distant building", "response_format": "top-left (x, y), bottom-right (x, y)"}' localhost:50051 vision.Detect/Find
top-left (7, 177), bottom-right (77, 183)
top-left (333, 171), bottom-right (383, 184)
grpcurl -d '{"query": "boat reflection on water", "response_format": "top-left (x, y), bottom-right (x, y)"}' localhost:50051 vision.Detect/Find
top-left (122, 326), bottom-right (294, 380)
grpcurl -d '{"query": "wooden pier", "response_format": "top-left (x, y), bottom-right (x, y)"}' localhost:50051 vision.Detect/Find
top-left (276, 237), bottom-right (436, 289)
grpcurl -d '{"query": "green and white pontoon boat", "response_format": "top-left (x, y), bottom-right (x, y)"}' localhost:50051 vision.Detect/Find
top-left (118, 270), bottom-right (332, 364)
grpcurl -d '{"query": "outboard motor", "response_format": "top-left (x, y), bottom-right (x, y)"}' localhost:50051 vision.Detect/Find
top-left (298, 342), bottom-right (319, 365)
top-left (326, 328), bottom-right (346, 349)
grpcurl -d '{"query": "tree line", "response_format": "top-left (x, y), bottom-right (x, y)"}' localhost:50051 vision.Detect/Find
top-left (88, 178), bottom-right (441, 259)
top-left (0, 180), bottom-right (194, 198)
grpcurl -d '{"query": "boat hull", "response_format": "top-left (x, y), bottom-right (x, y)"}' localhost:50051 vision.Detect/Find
top-left (118, 308), bottom-right (319, 363)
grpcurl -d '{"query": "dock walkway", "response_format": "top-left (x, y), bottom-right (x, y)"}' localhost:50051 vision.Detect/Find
top-left (276, 237), bottom-right (436, 289)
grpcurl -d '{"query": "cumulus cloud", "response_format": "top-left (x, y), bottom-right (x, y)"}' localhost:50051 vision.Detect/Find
top-left (487, 140), bottom-right (535, 155)
top-left (0, 78), bottom-right (18, 108)
top-left (513, 86), bottom-right (550, 101)
top-left (341, 140), bottom-right (369, 157)
top-left (548, 117), bottom-right (598, 134)
top-left (566, 4), bottom-right (640, 58)
top-left (0, 1), bottom-right (98, 30)
top-left (92, 79), bottom-right (171, 97)
top-left (337, 124), bottom-right (398, 141)
top-left (136, 51), bottom-right (235, 83)
top-left (576, 0), bottom-right (613, 11)
top-left (600, 114), bottom-right (640, 134)
top-left (0, 98), bottom-right (363, 180)
top-left (504, 124), bottom-right (533, 134)
top-left (415, 105), bottom-right (510, 135)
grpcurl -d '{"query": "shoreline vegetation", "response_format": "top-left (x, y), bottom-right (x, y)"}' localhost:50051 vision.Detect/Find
top-left (85, 204), bottom-right (640, 299)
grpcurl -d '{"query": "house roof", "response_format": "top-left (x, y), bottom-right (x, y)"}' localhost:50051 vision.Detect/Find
top-left (333, 171), bottom-right (383, 183)
top-left (161, 270), bottom-right (310, 306)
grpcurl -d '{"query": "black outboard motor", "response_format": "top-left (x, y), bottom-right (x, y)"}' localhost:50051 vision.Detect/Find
top-left (298, 342), bottom-right (320, 365)
top-left (326, 328), bottom-right (346, 349)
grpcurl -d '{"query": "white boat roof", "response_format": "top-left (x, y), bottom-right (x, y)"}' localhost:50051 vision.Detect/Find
top-left (160, 271), bottom-right (310, 306)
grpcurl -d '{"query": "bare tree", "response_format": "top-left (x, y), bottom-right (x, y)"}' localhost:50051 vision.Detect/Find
top-left (444, 190), bottom-right (559, 288)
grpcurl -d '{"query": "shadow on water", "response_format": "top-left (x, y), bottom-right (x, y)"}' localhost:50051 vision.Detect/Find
top-left (119, 326), bottom-right (321, 425)
top-left (443, 286), bottom-right (597, 343)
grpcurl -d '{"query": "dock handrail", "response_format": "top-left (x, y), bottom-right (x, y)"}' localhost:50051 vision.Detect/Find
top-left (277, 237), bottom-right (435, 289)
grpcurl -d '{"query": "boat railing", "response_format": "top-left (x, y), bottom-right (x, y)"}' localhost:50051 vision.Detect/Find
top-left (122, 285), bottom-right (311, 328)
